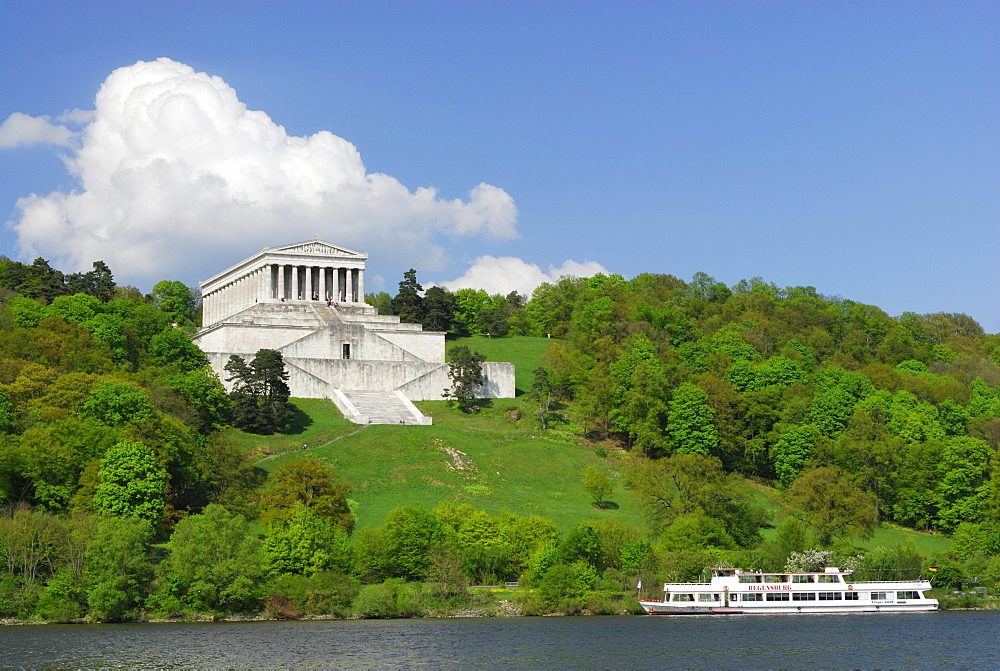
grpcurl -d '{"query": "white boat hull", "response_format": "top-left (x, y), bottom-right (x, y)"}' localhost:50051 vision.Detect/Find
top-left (639, 601), bottom-right (938, 615)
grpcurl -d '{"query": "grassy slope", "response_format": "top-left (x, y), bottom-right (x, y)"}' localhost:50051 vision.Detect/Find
top-left (224, 398), bottom-right (360, 457)
top-left (446, 335), bottom-right (553, 395)
top-left (857, 525), bottom-right (954, 556)
top-left (262, 397), bottom-right (642, 533)
top-left (244, 336), bottom-right (951, 552)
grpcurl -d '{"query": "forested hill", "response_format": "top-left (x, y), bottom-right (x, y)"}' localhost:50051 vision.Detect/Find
top-left (0, 255), bottom-right (997, 622)
top-left (385, 269), bottom-right (1000, 536)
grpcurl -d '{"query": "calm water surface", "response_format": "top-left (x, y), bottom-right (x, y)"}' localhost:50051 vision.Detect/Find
top-left (0, 612), bottom-right (992, 668)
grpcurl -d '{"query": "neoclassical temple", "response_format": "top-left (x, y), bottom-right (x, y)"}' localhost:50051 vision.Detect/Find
top-left (193, 239), bottom-right (515, 425)
top-left (201, 239), bottom-right (368, 325)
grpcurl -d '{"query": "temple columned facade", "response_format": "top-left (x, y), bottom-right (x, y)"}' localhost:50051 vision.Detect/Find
top-left (201, 239), bottom-right (367, 326)
top-left (192, 238), bottom-right (515, 425)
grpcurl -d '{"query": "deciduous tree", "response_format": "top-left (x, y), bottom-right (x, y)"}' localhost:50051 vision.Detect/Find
top-left (259, 457), bottom-right (355, 533)
top-left (770, 424), bottom-right (816, 486)
top-left (93, 441), bottom-right (167, 522)
top-left (264, 505), bottom-right (350, 575)
top-left (85, 515), bottom-right (153, 621)
top-left (581, 466), bottom-right (613, 507)
top-left (150, 280), bottom-right (197, 324)
top-left (666, 382), bottom-right (718, 455)
top-left (81, 382), bottom-right (154, 427)
top-left (149, 328), bottom-right (209, 373)
top-left (152, 504), bottom-right (266, 613)
top-left (784, 466), bottom-right (878, 545)
top-left (627, 453), bottom-right (765, 547)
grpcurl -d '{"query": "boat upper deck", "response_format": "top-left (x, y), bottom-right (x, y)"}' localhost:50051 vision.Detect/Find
top-left (661, 567), bottom-right (931, 591)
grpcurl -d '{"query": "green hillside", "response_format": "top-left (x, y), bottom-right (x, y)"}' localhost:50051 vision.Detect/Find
top-left (260, 396), bottom-right (641, 533)
top-left (254, 395), bottom-right (953, 554)
top-left (247, 335), bottom-right (952, 554)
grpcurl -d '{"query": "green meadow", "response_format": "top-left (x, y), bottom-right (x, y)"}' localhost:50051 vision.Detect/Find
top-left (260, 397), bottom-right (640, 533)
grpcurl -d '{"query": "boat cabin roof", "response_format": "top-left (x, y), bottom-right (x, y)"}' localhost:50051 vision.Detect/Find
top-left (709, 566), bottom-right (850, 578)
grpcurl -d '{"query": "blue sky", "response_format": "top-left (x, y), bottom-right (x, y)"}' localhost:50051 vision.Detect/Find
top-left (1, 1), bottom-right (997, 328)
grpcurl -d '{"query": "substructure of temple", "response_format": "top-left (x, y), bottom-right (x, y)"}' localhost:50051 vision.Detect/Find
top-left (193, 239), bottom-right (515, 425)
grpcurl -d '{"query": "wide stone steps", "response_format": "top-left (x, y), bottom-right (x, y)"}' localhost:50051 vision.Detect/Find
top-left (331, 390), bottom-right (431, 425)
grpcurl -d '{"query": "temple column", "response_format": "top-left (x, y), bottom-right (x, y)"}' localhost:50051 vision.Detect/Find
top-left (319, 266), bottom-right (328, 301)
top-left (334, 268), bottom-right (342, 302)
top-left (277, 264), bottom-right (285, 300)
top-left (357, 269), bottom-right (364, 303)
top-left (346, 268), bottom-right (354, 304)
top-left (305, 266), bottom-right (313, 300)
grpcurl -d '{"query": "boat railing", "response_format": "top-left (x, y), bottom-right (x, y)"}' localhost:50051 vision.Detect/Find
top-left (665, 583), bottom-right (713, 587)
top-left (848, 580), bottom-right (932, 585)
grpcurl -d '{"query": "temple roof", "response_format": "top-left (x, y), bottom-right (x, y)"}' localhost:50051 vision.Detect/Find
top-left (200, 238), bottom-right (368, 288)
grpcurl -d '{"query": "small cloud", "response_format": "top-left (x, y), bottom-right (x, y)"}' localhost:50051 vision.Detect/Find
top-left (0, 112), bottom-right (74, 148)
top-left (441, 255), bottom-right (611, 297)
top-left (56, 108), bottom-right (96, 125)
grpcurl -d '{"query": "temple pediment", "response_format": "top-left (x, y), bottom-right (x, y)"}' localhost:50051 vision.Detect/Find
top-left (269, 239), bottom-right (366, 258)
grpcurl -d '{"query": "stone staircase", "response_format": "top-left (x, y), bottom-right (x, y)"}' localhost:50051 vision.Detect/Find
top-left (331, 390), bottom-right (432, 425)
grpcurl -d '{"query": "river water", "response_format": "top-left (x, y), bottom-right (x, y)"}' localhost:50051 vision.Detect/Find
top-left (1, 611), bottom-right (993, 668)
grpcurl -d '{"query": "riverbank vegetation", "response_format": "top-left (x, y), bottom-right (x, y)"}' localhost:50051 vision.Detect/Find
top-left (1, 257), bottom-right (1000, 622)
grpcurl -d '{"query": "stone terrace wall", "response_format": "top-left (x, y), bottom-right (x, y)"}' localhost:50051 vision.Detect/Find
top-left (203, 353), bottom-right (515, 402)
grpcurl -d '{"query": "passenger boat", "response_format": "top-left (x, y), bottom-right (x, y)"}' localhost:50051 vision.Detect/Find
top-left (639, 567), bottom-right (937, 614)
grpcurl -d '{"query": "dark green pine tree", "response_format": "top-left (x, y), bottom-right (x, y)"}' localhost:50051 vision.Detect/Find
top-left (252, 348), bottom-right (295, 432)
top-left (224, 349), bottom-right (295, 434)
top-left (422, 286), bottom-right (457, 333)
top-left (392, 268), bottom-right (425, 324)
top-left (444, 345), bottom-right (486, 412)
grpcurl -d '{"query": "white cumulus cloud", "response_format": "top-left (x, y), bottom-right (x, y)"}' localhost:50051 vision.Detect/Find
top-left (441, 255), bottom-right (611, 298)
top-left (9, 58), bottom-right (517, 285)
top-left (0, 112), bottom-right (75, 148)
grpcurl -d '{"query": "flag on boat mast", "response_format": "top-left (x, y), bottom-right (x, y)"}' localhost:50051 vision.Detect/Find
top-left (637, 579), bottom-right (642, 590)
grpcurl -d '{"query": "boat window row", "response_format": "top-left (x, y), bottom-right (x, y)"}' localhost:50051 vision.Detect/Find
top-left (670, 594), bottom-right (723, 602)
top-left (728, 591), bottom-right (919, 602)
top-left (738, 574), bottom-right (841, 584)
